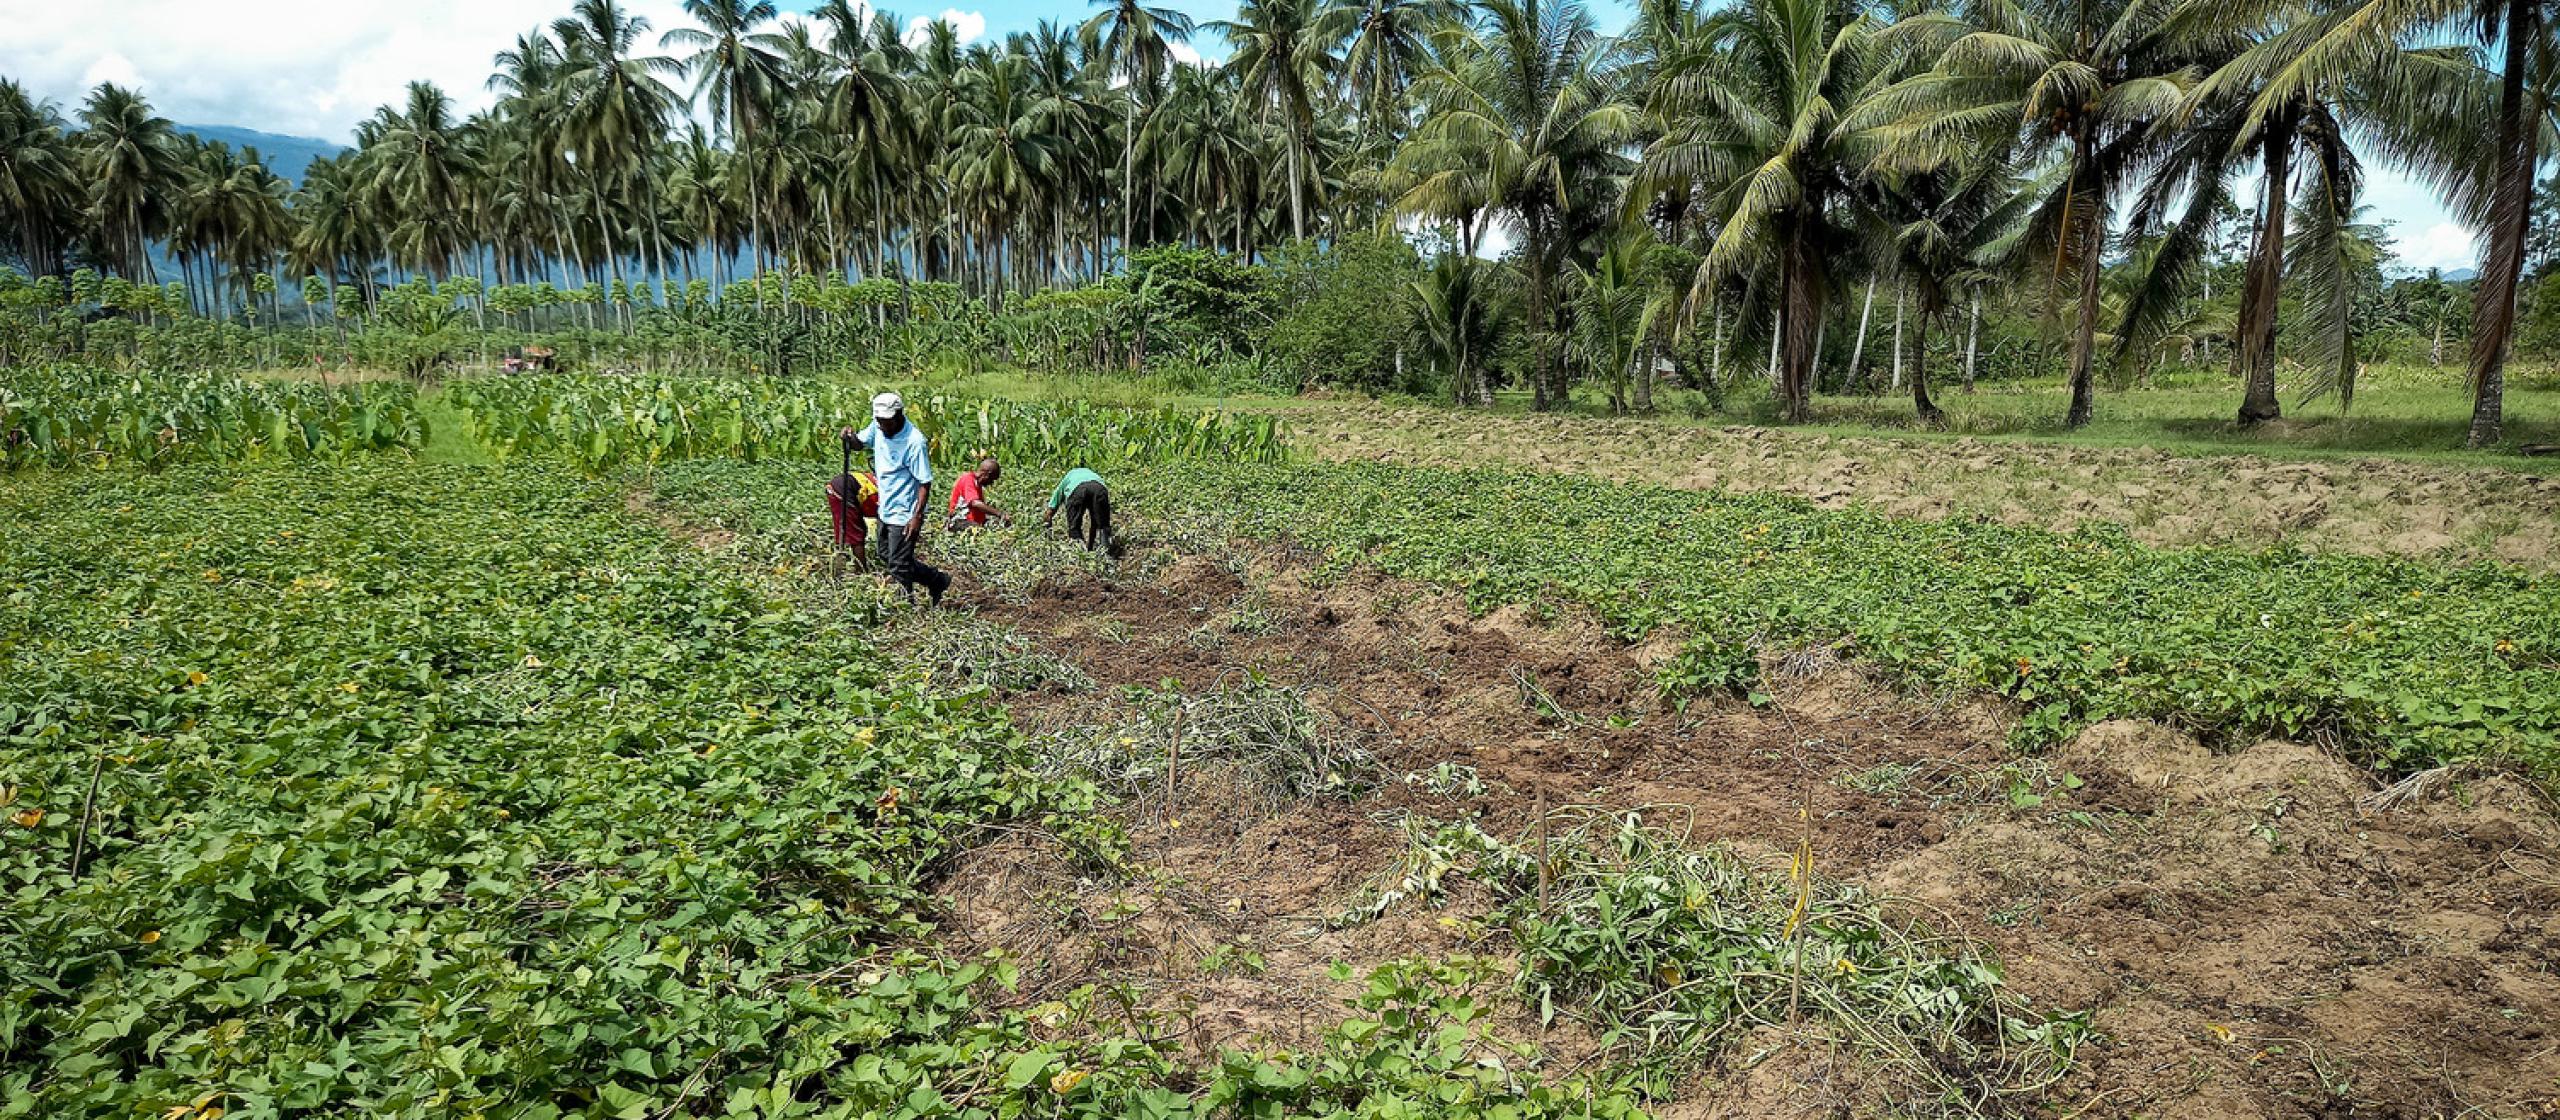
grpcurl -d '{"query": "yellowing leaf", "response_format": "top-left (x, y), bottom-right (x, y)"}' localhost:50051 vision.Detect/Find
top-left (186, 671), bottom-right (208, 687)
top-left (1048, 1069), bottom-right (1090, 1094)
top-left (11, 808), bottom-right (43, 828)
top-left (339, 682), bottom-right (360, 694)
top-left (141, 930), bottom-right (162, 944)
top-left (2207, 1023), bottom-right (2235, 1044)
top-left (854, 726), bottom-right (877, 745)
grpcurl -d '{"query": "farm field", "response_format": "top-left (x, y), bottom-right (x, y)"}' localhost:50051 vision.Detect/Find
top-left (645, 456), bottom-right (2560, 1118)
top-left (20, 0), bottom-right (2560, 1107)
top-left (6, 372), bottom-right (2559, 1120)
top-left (1277, 401), bottom-right (2560, 570)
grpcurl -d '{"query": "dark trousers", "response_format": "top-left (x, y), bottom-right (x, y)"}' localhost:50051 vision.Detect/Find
top-left (878, 519), bottom-right (950, 603)
top-left (1063, 481), bottom-right (1113, 552)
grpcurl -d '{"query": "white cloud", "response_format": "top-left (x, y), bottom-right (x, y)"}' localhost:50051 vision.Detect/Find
top-left (2389, 221), bottom-right (2481, 275)
top-left (2, 0), bottom-right (702, 141)
top-left (903, 9), bottom-right (988, 48)
top-left (1168, 41), bottom-right (1213, 67)
top-left (78, 51), bottom-right (141, 90)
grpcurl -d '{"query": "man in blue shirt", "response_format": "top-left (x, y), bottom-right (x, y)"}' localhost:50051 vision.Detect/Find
top-left (843, 391), bottom-right (950, 606)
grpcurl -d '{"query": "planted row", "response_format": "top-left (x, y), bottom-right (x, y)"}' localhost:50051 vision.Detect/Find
top-left (441, 374), bottom-right (1286, 472)
top-left (0, 366), bottom-right (424, 470)
top-left (1122, 462), bottom-right (2560, 780)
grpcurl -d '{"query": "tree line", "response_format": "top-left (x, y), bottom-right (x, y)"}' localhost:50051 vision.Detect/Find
top-left (0, 0), bottom-right (2552, 443)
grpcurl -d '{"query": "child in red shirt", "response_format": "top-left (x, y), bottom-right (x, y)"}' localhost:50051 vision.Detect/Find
top-left (945, 457), bottom-right (1012, 530)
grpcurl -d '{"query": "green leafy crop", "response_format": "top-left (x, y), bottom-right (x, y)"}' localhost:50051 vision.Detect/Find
top-left (0, 464), bottom-right (1086, 1117)
top-left (441, 375), bottom-right (1285, 474)
top-left (1, 367), bottom-right (425, 470)
top-left (1121, 462), bottom-right (2560, 780)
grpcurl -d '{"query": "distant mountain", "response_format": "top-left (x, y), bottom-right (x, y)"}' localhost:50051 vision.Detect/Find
top-left (177, 123), bottom-right (345, 184)
top-left (2384, 264), bottom-right (2482, 283)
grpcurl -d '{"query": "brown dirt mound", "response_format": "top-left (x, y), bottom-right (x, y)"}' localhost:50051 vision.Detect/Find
top-left (1877, 729), bottom-right (2560, 1119)
top-left (928, 541), bottom-right (2560, 1118)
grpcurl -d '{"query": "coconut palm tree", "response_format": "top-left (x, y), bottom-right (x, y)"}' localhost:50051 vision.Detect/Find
top-left (1863, 0), bottom-right (2200, 427)
top-left (1397, 0), bottom-right (1634, 409)
top-left (289, 153), bottom-right (376, 296)
top-left (1213, 0), bottom-right (1336, 242)
top-left (1571, 228), bottom-right (1659, 412)
top-left (1416, 251), bottom-right (1495, 404)
top-left (2111, 0), bottom-right (2489, 425)
top-left (1082, 0), bottom-right (1197, 265)
top-left (358, 82), bottom-right (478, 279)
top-left (0, 80), bottom-right (80, 278)
top-left (1321, 0), bottom-right (1462, 145)
top-left (1149, 63), bottom-right (1264, 255)
top-left (2228, 0), bottom-right (2550, 444)
top-left (1021, 19), bottom-right (1112, 281)
top-left (1634, 0), bottom-right (1911, 422)
top-left (76, 83), bottom-right (184, 283)
top-left (664, 0), bottom-right (783, 291)
top-left (950, 51), bottom-right (1066, 307)
top-left (554, 0), bottom-right (683, 297)
top-left (1878, 157), bottom-right (2039, 422)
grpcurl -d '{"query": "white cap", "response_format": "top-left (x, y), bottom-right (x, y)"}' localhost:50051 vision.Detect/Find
top-left (871, 391), bottom-right (903, 419)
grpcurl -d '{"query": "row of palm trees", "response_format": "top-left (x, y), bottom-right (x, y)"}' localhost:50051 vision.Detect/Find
top-left (0, 0), bottom-right (2549, 442)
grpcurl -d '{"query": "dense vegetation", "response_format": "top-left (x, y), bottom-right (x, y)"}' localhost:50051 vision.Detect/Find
top-left (442, 372), bottom-right (1287, 472)
top-left (0, 366), bottom-right (424, 469)
top-left (0, 463), bottom-right (1662, 1119)
top-left (7, 0), bottom-right (2560, 441)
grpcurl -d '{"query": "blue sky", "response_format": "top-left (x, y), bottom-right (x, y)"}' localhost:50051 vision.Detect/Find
top-left (0, 0), bottom-right (2480, 270)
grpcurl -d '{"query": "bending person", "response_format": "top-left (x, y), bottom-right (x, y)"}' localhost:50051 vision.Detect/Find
top-left (1042, 467), bottom-right (1113, 553)
top-left (946, 457), bottom-right (1013, 531)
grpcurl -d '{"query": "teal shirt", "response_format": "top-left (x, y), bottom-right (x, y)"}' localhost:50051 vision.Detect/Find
top-left (859, 421), bottom-right (933, 526)
top-left (1048, 468), bottom-right (1105, 511)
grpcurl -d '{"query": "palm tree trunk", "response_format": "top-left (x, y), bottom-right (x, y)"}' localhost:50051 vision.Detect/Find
top-left (1848, 276), bottom-right (1876, 388)
top-left (2467, 0), bottom-right (2538, 448)
top-left (1912, 310), bottom-right (1942, 423)
top-left (2064, 134), bottom-right (2104, 429)
top-left (1710, 296), bottom-right (1724, 390)
top-left (1121, 91), bottom-right (1138, 268)
top-left (1964, 293), bottom-right (1980, 392)
top-left (1634, 332), bottom-right (1655, 412)
top-left (1526, 224), bottom-right (1556, 410)
top-left (1890, 289), bottom-right (1906, 390)
top-left (2236, 108), bottom-right (2295, 425)
top-left (1766, 307), bottom-right (1782, 388)
top-left (1287, 126), bottom-right (1306, 242)
top-left (1779, 220), bottom-right (1822, 422)
top-left (743, 123), bottom-right (767, 313)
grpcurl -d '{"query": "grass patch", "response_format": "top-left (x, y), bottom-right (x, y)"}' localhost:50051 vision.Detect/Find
top-left (1344, 811), bottom-right (2087, 1111)
top-left (1035, 676), bottom-right (1376, 809)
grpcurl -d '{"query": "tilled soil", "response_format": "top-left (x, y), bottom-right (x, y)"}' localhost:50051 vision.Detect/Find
top-left (932, 544), bottom-right (2560, 1119)
top-left (1285, 407), bottom-right (2560, 571)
